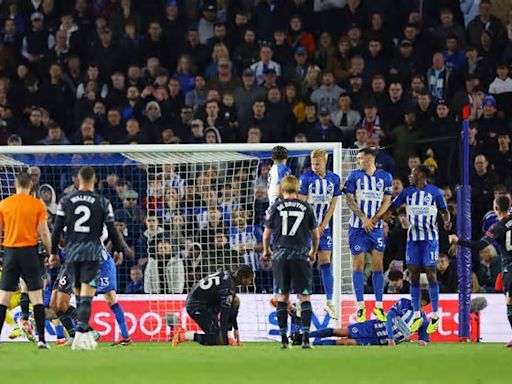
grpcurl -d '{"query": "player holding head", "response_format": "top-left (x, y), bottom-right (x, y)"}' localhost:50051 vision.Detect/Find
top-left (449, 195), bottom-right (512, 347)
top-left (0, 171), bottom-right (52, 349)
top-left (268, 145), bottom-right (291, 206)
top-left (344, 148), bottom-right (393, 322)
top-left (309, 291), bottom-right (431, 346)
top-left (49, 166), bottom-right (124, 351)
top-left (173, 265), bottom-right (253, 346)
top-left (298, 150), bottom-right (341, 319)
top-left (264, 175), bottom-right (320, 349)
top-left (391, 165), bottom-right (450, 334)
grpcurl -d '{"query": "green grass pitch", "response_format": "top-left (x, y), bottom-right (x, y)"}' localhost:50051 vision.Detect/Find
top-left (0, 342), bottom-right (508, 384)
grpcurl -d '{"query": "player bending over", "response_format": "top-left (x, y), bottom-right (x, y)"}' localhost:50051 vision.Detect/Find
top-left (309, 291), bottom-right (431, 346)
top-left (390, 165), bottom-right (450, 334)
top-left (344, 148), bottom-right (393, 322)
top-left (49, 166), bottom-right (124, 351)
top-left (449, 194), bottom-right (512, 347)
top-left (172, 266), bottom-right (254, 346)
top-left (299, 150), bottom-right (340, 318)
top-left (264, 175), bottom-right (320, 349)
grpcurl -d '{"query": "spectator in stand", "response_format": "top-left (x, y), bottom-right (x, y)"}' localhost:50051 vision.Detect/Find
top-left (206, 57), bottom-right (241, 95)
top-left (144, 238), bottom-right (185, 294)
top-left (427, 52), bottom-right (451, 102)
top-left (382, 81), bottom-right (407, 132)
top-left (359, 101), bottom-right (384, 141)
top-left (490, 131), bottom-right (512, 187)
top-left (351, 126), bottom-right (368, 149)
top-left (310, 70), bottom-right (344, 113)
top-left (233, 69), bottom-right (266, 128)
top-left (330, 92), bottom-right (361, 142)
top-left (437, 254), bottom-right (458, 293)
top-left (305, 106), bottom-right (342, 142)
top-left (384, 270), bottom-right (410, 294)
top-left (471, 153), bottom-right (498, 236)
top-left (127, 266), bottom-right (144, 294)
top-left (287, 14), bottom-right (315, 55)
top-left (466, 0), bottom-right (506, 51)
top-left (443, 35), bottom-right (466, 72)
top-left (185, 119), bottom-right (205, 144)
top-left (250, 45), bottom-right (281, 86)
top-left (477, 244), bottom-right (501, 292)
top-left (477, 95), bottom-right (504, 151)
top-left (364, 38), bottom-right (388, 78)
top-left (185, 75), bottom-right (207, 111)
top-left (391, 109), bottom-right (423, 175)
top-left (39, 121), bottom-right (70, 145)
top-left (488, 63), bottom-right (512, 95)
top-left (21, 12), bottom-right (55, 69)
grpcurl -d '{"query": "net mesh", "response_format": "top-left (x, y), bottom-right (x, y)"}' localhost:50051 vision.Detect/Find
top-left (0, 147), bottom-right (358, 341)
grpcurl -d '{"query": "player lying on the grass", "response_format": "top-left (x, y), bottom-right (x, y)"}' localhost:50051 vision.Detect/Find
top-left (172, 266), bottom-right (254, 346)
top-left (449, 194), bottom-right (512, 347)
top-left (308, 291), bottom-right (431, 346)
top-left (264, 175), bottom-right (320, 349)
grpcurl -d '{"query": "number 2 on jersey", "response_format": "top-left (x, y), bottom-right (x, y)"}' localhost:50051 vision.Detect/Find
top-left (280, 211), bottom-right (304, 236)
top-left (74, 205), bottom-right (91, 233)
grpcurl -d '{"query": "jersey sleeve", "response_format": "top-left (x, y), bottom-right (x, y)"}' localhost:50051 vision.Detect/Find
top-left (307, 204), bottom-right (318, 229)
top-left (391, 189), bottom-right (407, 207)
top-left (103, 198), bottom-right (115, 223)
top-left (384, 172), bottom-right (393, 196)
top-left (36, 199), bottom-right (48, 222)
top-left (435, 188), bottom-right (448, 210)
top-left (343, 172), bottom-right (356, 194)
top-left (298, 173), bottom-right (309, 195)
top-left (333, 173), bottom-right (342, 197)
top-left (278, 165), bottom-right (291, 181)
top-left (264, 203), bottom-right (277, 229)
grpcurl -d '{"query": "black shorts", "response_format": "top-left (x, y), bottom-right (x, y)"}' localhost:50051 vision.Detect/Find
top-left (54, 265), bottom-right (73, 295)
top-left (65, 261), bottom-right (101, 290)
top-left (0, 246), bottom-right (43, 291)
top-left (272, 248), bottom-right (312, 296)
top-left (186, 302), bottom-right (224, 345)
top-left (503, 272), bottom-right (512, 298)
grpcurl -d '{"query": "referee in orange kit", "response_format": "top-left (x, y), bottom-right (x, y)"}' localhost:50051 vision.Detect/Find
top-left (0, 171), bottom-right (51, 349)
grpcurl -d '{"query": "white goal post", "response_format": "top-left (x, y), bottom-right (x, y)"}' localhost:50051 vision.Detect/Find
top-left (0, 143), bottom-right (357, 340)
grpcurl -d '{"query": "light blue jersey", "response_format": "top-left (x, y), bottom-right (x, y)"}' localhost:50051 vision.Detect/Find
top-left (392, 184), bottom-right (447, 242)
top-left (344, 169), bottom-right (392, 229)
top-left (267, 163), bottom-right (291, 206)
top-left (299, 170), bottom-right (341, 228)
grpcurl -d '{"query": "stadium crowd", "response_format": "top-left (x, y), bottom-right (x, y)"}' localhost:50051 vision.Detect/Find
top-left (0, 0), bottom-right (511, 295)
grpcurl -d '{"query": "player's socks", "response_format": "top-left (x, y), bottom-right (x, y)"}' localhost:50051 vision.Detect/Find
top-left (309, 328), bottom-right (334, 338)
top-left (276, 301), bottom-right (289, 340)
top-left (313, 339), bottom-right (336, 346)
top-left (507, 305), bottom-right (512, 331)
top-left (429, 282), bottom-right (440, 315)
top-left (57, 311), bottom-right (76, 338)
top-left (372, 271), bottom-right (384, 304)
top-left (353, 270), bottom-right (365, 306)
top-left (66, 306), bottom-right (78, 321)
top-left (33, 304), bottom-right (46, 343)
top-left (0, 304), bottom-right (7, 336)
top-left (410, 283), bottom-right (421, 313)
top-left (110, 303), bottom-right (130, 339)
top-left (20, 293), bottom-right (30, 320)
top-left (76, 296), bottom-right (93, 333)
top-left (300, 301), bottom-right (312, 340)
top-left (55, 324), bottom-right (66, 339)
top-left (320, 263), bottom-right (334, 301)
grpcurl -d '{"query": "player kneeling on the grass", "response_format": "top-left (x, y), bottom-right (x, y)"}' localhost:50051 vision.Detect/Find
top-left (449, 194), bottom-right (512, 348)
top-left (173, 266), bottom-right (253, 346)
top-left (49, 166), bottom-right (124, 351)
top-left (309, 291), bottom-right (431, 346)
top-left (263, 175), bottom-right (320, 349)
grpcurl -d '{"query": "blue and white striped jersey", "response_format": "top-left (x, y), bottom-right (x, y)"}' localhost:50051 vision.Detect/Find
top-left (392, 184), bottom-right (447, 241)
top-left (299, 170), bottom-right (341, 228)
top-left (344, 169), bottom-right (392, 228)
top-left (382, 298), bottom-right (429, 344)
top-left (267, 163), bottom-right (291, 206)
